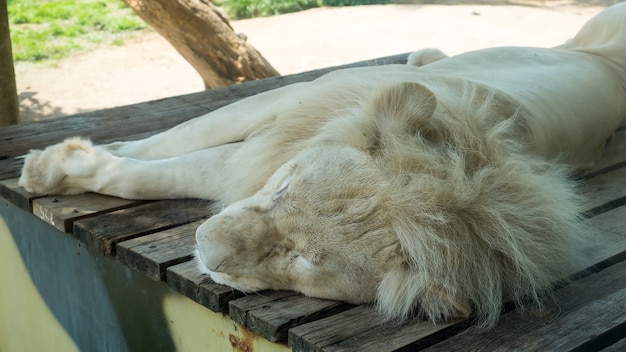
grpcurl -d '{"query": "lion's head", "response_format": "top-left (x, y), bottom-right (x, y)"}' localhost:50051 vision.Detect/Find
top-left (196, 141), bottom-right (401, 304)
top-left (196, 82), bottom-right (583, 327)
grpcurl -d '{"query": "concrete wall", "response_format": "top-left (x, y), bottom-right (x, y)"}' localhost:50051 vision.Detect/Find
top-left (0, 197), bottom-right (289, 352)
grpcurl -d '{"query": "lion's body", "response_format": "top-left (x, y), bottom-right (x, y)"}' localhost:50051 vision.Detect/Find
top-left (19, 4), bottom-right (626, 327)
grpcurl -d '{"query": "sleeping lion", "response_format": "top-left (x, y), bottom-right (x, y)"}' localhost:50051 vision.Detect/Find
top-left (19, 3), bottom-right (626, 328)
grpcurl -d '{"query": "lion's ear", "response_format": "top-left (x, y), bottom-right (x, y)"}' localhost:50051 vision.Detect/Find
top-left (369, 82), bottom-right (438, 137)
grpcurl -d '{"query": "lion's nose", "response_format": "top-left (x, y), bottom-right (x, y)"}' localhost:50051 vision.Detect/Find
top-left (195, 218), bottom-right (229, 272)
top-left (195, 198), bottom-right (275, 273)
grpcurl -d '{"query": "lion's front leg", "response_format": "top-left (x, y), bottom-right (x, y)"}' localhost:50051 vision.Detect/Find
top-left (19, 137), bottom-right (241, 200)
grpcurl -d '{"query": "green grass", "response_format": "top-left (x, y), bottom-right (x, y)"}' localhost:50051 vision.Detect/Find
top-left (7, 0), bottom-right (392, 62)
top-left (217, 0), bottom-right (393, 20)
top-left (8, 0), bottom-right (146, 62)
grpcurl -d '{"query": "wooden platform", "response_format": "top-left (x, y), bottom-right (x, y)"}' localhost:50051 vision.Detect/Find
top-left (2, 54), bottom-right (626, 351)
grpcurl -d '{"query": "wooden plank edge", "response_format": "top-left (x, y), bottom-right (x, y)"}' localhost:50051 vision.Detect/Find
top-left (571, 321), bottom-right (626, 352)
top-left (249, 299), bottom-right (355, 343)
top-left (229, 291), bottom-right (355, 343)
top-left (32, 195), bottom-right (149, 233)
top-left (72, 199), bottom-right (212, 256)
top-left (117, 246), bottom-right (194, 282)
top-left (287, 305), bottom-right (470, 352)
top-left (600, 336), bottom-right (626, 352)
top-left (585, 160), bottom-right (626, 181)
top-left (584, 195), bottom-right (626, 218)
top-left (74, 220), bottom-right (196, 257)
top-left (166, 260), bottom-right (246, 313)
top-left (0, 178), bottom-right (46, 211)
top-left (287, 261), bottom-right (626, 352)
top-left (585, 128), bottom-right (626, 177)
top-left (116, 221), bottom-right (201, 281)
top-left (229, 291), bottom-right (299, 326)
top-left (421, 260), bottom-right (626, 352)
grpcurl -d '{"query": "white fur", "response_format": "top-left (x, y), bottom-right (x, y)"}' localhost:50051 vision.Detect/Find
top-left (19, 4), bottom-right (626, 328)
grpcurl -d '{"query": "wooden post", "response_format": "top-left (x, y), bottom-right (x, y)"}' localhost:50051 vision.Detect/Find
top-left (0, 0), bottom-right (19, 126)
top-left (123, 0), bottom-right (279, 89)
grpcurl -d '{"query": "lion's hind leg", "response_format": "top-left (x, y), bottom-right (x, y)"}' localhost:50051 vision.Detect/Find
top-left (101, 95), bottom-right (283, 161)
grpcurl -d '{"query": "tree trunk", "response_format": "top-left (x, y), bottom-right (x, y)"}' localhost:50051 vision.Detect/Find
top-left (0, 0), bottom-right (19, 126)
top-left (123, 0), bottom-right (279, 89)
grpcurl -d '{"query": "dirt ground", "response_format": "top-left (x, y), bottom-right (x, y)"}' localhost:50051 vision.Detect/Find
top-left (14, 3), bottom-right (609, 123)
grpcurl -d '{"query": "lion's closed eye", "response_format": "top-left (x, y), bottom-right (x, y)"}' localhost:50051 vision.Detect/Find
top-left (290, 251), bottom-right (315, 270)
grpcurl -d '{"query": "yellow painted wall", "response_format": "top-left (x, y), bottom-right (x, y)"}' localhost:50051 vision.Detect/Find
top-left (163, 292), bottom-right (291, 352)
top-left (0, 216), bottom-right (79, 352)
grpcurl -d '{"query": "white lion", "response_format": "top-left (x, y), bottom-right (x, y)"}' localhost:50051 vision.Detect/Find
top-left (19, 4), bottom-right (626, 328)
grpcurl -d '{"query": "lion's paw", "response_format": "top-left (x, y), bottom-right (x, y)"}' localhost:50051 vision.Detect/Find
top-left (18, 137), bottom-right (108, 195)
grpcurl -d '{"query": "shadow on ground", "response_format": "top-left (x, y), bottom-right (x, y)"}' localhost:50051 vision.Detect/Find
top-left (19, 92), bottom-right (88, 123)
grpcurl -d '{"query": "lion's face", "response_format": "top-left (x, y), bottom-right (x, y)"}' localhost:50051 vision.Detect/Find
top-left (195, 142), bottom-right (402, 304)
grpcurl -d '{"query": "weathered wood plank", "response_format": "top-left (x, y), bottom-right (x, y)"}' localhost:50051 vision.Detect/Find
top-left (0, 157), bottom-right (24, 184)
top-left (588, 128), bottom-right (626, 174)
top-left (230, 291), bottom-right (299, 326)
top-left (580, 163), bottom-right (626, 215)
top-left (589, 204), bottom-right (626, 237)
top-left (116, 220), bottom-right (202, 281)
top-left (247, 297), bottom-right (353, 344)
top-left (31, 194), bottom-right (145, 233)
top-left (230, 292), bottom-right (353, 343)
top-left (422, 260), bottom-right (626, 352)
top-left (320, 317), bottom-right (466, 352)
top-left (288, 305), bottom-right (465, 352)
top-left (601, 337), bottom-right (626, 352)
top-left (73, 199), bottom-right (212, 256)
top-left (166, 260), bottom-right (245, 313)
top-left (0, 178), bottom-right (43, 211)
top-left (580, 225), bottom-right (626, 271)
